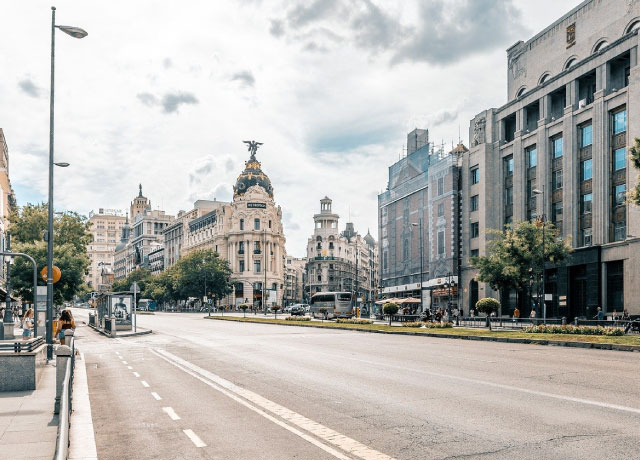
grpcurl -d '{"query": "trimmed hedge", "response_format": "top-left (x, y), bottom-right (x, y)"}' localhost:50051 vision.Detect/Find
top-left (401, 321), bottom-right (454, 329)
top-left (285, 316), bottom-right (311, 322)
top-left (524, 324), bottom-right (624, 336)
top-left (336, 318), bottom-right (373, 324)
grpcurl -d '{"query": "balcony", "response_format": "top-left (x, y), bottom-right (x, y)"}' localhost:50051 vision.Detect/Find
top-left (238, 249), bottom-right (245, 255)
top-left (253, 249), bottom-right (262, 255)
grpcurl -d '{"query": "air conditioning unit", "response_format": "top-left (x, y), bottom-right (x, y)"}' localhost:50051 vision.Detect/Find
top-left (579, 99), bottom-right (587, 108)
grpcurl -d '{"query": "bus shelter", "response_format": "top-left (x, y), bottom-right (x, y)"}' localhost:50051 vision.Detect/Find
top-left (96, 292), bottom-right (133, 331)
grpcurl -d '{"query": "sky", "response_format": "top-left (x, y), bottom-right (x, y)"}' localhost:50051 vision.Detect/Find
top-left (0, 0), bottom-right (578, 257)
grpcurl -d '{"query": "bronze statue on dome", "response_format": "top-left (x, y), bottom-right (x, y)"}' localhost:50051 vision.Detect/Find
top-left (243, 140), bottom-right (263, 161)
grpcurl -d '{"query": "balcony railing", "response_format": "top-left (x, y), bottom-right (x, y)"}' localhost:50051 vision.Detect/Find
top-left (238, 249), bottom-right (245, 254)
top-left (253, 249), bottom-right (262, 254)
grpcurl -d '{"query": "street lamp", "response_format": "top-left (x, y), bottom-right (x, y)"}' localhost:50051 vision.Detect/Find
top-left (411, 219), bottom-right (424, 313)
top-left (533, 186), bottom-right (546, 324)
top-left (47, 6), bottom-right (87, 360)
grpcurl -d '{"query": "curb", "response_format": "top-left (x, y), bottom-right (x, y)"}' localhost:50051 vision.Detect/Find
top-left (204, 316), bottom-right (640, 353)
top-left (87, 323), bottom-right (153, 338)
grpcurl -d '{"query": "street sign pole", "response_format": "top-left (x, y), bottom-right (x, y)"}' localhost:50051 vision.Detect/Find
top-left (130, 282), bottom-right (140, 332)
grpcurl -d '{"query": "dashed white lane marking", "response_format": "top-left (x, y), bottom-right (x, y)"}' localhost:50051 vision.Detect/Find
top-left (163, 407), bottom-right (181, 420)
top-left (348, 357), bottom-right (640, 416)
top-left (121, 360), bottom-right (128, 364)
top-left (151, 392), bottom-right (162, 400)
top-left (152, 348), bottom-right (393, 460)
top-left (115, 352), bottom-right (121, 356)
top-left (133, 372), bottom-right (140, 378)
top-left (127, 366), bottom-right (133, 370)
top-left (183, 429), bottom-right (206, 448)
top-left (141, 380), bottom-right (150, 388)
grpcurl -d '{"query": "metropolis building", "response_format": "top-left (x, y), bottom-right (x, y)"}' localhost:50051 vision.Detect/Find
top-left (460, 0), bottom-right (640, 318)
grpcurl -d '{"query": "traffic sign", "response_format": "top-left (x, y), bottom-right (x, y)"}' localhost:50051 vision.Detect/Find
top-left (40, 265), bottom-right (61, 283)
top-left (130, 282), bottom-right (141, 294)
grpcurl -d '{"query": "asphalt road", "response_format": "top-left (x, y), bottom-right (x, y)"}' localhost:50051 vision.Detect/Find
top-left (70, 309), bottom-right (640, 460)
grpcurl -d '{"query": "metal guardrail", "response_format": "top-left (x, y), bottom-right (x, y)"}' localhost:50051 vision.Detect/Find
top-left (0, 336), bottom-right (45, 352)
top-left (54, 334), bottom-right (75, 460)
top-left (457, 316), bottom-right (640, 333)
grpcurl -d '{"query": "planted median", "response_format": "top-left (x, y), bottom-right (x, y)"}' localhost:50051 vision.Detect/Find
top-left (203, 315), bottom-right (640, 349)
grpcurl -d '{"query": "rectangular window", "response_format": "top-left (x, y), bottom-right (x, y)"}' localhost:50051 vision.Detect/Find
top-left (552, 136), bottom-right (563, 158)
top-left (470, 249), bottom-right (479, 258)
top-left (613, 147), bottom-right (626, 171)
top-left (269, 220), bottom-right (272, 228)
top-left (254, 241), bottom-right (260, 252)
top-left (437, 203), bottom-right (444, 217)
top-left (505, 187), bottom-right (513, 205)
top-left (527, 146), bottom-right (537, 168)
top-left (254, 218), bottom-right (260, 230)
top-left (437, 231), bottom-right (445, 255)
top-left (582, 228), bottom-right (592, 247)
top-left (552, 202), bottom-right (563, 222)
top-left (581, 159), bottom-right (593, 181)
top-left (581, 124), bottom-right (593, 147)
top-left (581, 193), bottom-right (593, 214)
top-left (470, 195), bottom-right (479, 211)
top-left (615, 184), bottom-right (626, 206)
top-left (612, 110), bottom-right (627, 134)
top-left (437, 177), bottom-right (444, 196)
top-left (471, 167), bottom-right (479, 185)
top-left (239, 260), bottom-right (245, 272)
top-left (470, 222), bottom-right (479, 239)
top-left (254, 260), bottom-right (261, 273)
top-left (239, 219), bottom-right (244, 230)
top-left (504, 156), bottom-right (514, 176)
top-left (552, 169), bottom-right (563, 190)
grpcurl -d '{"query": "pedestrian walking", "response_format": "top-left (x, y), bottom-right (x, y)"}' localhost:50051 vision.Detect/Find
top-left (21, 308), bottom-right (34, 340)
top-left (58, 309), bottom-right (76, 345)
top-left (513, 307), bottom-right (520, 323)
top-left (595, 307), bottom-right (604, 326)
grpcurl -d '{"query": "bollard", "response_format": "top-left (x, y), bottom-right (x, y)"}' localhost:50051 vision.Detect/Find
top-left (574, 317), bottom-right (579, 326)
top-left (55, 345), bottom-right (72, 414)
top-left (110, 318), bottom-right (116, 338)
top-left (562, 316), bottom-right (567, 325)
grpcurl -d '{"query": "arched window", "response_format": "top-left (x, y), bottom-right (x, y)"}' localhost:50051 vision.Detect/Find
top-left (538, 73), bottom-right (550, 85)
top-left (625, 20), bottom-right (640, 35)
top-left (592, 39), bottom-right (608, 54)
top-left (316, 235), bottom-right (322, 242)
top-left (516, 87), bottom-right (526, 98)
top-left (564, 57), bottom-right (577, 70)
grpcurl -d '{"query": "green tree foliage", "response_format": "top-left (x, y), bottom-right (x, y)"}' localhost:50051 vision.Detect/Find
top-left (9, 204), bottom-right (92, 304)
top-left (172, 250), bottom-right (232, 301)
top-left (470, 220), bottom-right (572, 305)
top-left (383, 302), bottom-right (399, 326)
top-left (629, 137), bottom-right (640, 205)
top-left (112, 268), bottom-right (153, 295)
top-left (475, 297), bottom-right (501, 330)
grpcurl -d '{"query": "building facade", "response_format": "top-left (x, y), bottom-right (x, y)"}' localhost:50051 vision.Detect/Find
top-left (284, 256), bottom-right (305, 305)
top-left (86, 208), bottom-right (126, 290)
top-left (378, 129), bottom-right (464, 312)
top-left (305, 197), bottom-right (378, 308)
top-left (0, 129), bottom-right (15, 286)
top-left (460, 0), bottom-right (640, 317)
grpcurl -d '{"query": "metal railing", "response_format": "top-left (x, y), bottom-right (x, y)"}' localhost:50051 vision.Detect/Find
top-left (457, 316), bottom-right (639, 332)
top-left (54, 333), bottom-right (75, 460)
top-left (0, 336), bottom-right (44, 352)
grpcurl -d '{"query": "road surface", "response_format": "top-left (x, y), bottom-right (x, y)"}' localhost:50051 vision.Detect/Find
top-left (70, 309), bottom-right (640, 459)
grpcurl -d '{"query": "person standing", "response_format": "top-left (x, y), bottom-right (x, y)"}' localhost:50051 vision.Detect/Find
top-left (595, 307), bottom-right (604, 326)
top-left (514, 307), bottom-right (521, 322)
top-left (21, 308), bottom-right (34, 340)
top-left (58, 309), bottom-right (76, 345)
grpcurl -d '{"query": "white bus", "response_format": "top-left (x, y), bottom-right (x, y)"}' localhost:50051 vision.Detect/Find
top-left (310, 292), bottom-right (353, 319)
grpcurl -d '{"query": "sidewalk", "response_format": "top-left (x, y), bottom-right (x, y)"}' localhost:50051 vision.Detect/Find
top-left (0, 361), bottom-right (59, 460)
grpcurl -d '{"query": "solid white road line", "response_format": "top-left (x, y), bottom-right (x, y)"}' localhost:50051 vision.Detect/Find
top-left (141, 380), bottom-right (150, 388)
top-left (151, 348), bottom-right (393, 460)
top-left (348, 357), bottom-right (640, 416)
top-left (151, 392), bottom-right (162, 400)
top-left (183, 429), bottom-right (206, 448)
top-left (133, 372), bottom-right (140, 378)
top-left (163, 407), bottom-right (181, 420)
top-left (69, 352), bottom-right (98, 460)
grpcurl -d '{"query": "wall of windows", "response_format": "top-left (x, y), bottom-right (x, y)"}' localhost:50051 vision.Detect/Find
top-left (610, 108), bottom-right (627, 242)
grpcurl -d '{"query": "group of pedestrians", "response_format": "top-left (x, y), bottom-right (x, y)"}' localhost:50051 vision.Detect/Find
top-left (16, 307), bottom-right (76, 342)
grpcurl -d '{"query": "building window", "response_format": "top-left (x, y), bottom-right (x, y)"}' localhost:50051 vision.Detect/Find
top-left (383, 251), bottom-right (388, 270)
top-left (612, 110), bottom-right (627, 134)
top-left (505, 187), bottom-right (513, 205)
top-left (254, 241), bottom-right (261, 253)
top-left (254, 260), bottom-right (261, 273)
top-left (527, 146), bottom-right (537, 168)
top-left (581, 159), bottom-right (593, 181)
top-left (471, 168), bottom-right (479, 185)
top-left (240, 218), bottom-right (244, 230)
top-left (613, 147), bottom-right (626, 171)
top-left (552, 169), bottom-right (563, 190)
top-left (582, 228), bottom-right (592, 246)
top-left (239, 260), bottom-right (245, 272)
top-left (403, 239), bottom-right (409, 261)
top-left (615, 184), bottom-right (626, 206)
top-left (470, 249), bottom-right (479, 258)
top-left (470, 195), bottom-right (479, 212)
top-left (552, 136), bottom-right (563, 158)
top-left (437, 177), bottom-right (444, 196)
top-left (581, 193), bottom-right (593, 214)
top-left (329, 242), bottom-right (334, 249)
top-left (470, 222), bottom-right (479, 239)
top-left (581, 123), bottom-right (593, 147)
top-left (438, 203), bottom-right (445, 216)
top-left (437, 231), bottom-right (445, 254)
top-left (254, 218), bottom-right (260, 230)
top-left (504, 156), bottom-right (514, 176)
top-left (269, 220), bottom-right (272, 228)
top-left (552, 202), bottom-right (563, 222)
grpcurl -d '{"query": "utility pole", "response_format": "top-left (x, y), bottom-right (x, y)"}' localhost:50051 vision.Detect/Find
top-left (263, 227), bottom-right (266, 314)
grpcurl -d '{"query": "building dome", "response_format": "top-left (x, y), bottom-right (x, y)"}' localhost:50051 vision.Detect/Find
top-left (233, 157), bottom-right (274, 198)
top-left (364, 230), bottom-right (376, 247)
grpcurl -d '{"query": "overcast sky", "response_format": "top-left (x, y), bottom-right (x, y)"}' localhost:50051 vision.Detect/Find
top-left (0, 0), bottom-right (578, 257)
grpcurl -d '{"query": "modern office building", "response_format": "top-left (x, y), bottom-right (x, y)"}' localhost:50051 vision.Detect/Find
top-left (86, 208), bottom-right (126, 289)
top-left (460, 0), bottom-right (640, 317)
top-left (378, 129), bottom-right (464, 312)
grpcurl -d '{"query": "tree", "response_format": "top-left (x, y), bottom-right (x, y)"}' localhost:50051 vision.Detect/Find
top-left (470, 220), bottom-right (571, 312)
top-left (172, 249), bottom-right (232, 303)
top-left (475, 297), bottom-right (500, 329)
top-left (239, 303), bottom-right (250, 318)
top-left (112, 268), bottom-right (153, 297)
top-left (629, 137), bottom-right (640, 205)
top-left (271, 305), bottom-right (281, 319)
top-left (383, 302), bottom-right (399, 326)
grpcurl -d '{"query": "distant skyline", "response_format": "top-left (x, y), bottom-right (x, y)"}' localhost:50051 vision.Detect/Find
top-left (0, 0), bottom-right (577, 256)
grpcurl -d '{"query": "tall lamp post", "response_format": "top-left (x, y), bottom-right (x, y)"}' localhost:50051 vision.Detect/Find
top-left (411, 219), bottom-right (424, 313)
top-left (47, 7), bottom-right (87, 359)
top-left (533, 186), bottom-right (546, 324)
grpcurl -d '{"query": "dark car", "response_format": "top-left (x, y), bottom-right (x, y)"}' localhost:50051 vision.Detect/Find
top-left (290, 305), bottom-right (305, 316)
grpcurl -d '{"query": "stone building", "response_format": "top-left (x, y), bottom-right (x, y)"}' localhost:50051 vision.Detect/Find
top-left (378, 129), bottom-right (464, 312)
top-left (0, 129), bottom-right (15, 286)
top-left (460, 0), bottom-right (640, 317)
top-left (284, 256), bottom-right (306, 305)
top-left (305, 197), bottom-right (378, 309)
top-left (148, 243), bottom-right (164, 276)
top-left (85, 208), bottom-right (126, 289)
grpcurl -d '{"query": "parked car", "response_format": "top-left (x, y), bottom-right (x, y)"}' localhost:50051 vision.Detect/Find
top-left (290, 305), bottom-right (305, 316)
